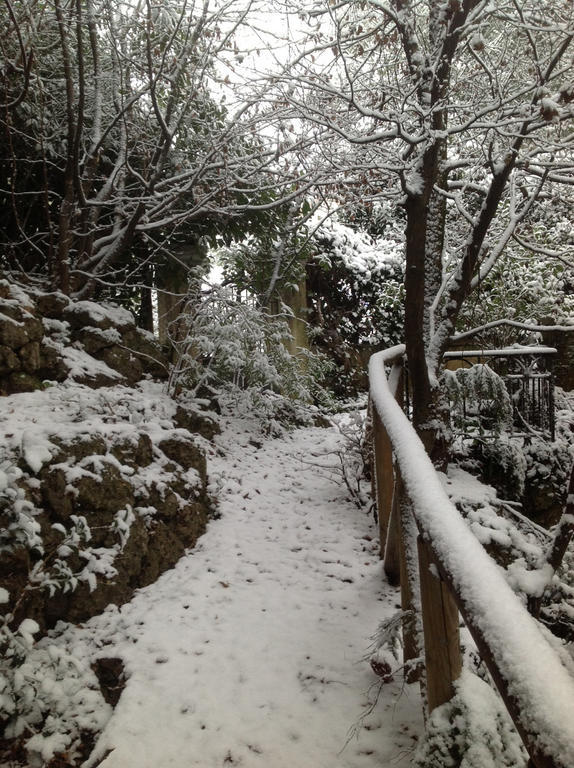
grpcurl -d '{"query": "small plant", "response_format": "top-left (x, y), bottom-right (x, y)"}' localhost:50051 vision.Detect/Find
top-left (412, 670), bottom-right (526, 768)
top-left (166, 282), bottom-right (333, 429)
top-left (366, 610), bottom-right (410, 681)
top-left (0, 609), bottom-right (111, 767)
top-left (470, 437), bottom-right (527, 500)
top-left (444, 364), bottom-right (513, 437)
top-left (332, 409), bottom-right (373, 511)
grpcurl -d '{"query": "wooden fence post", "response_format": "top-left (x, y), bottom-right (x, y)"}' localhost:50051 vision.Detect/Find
top-left (383, 480), bottom-right (401, 585)
top-left (383, 364), bottom-right (404, 583)
top-left (372, 407), bottom-right (394, 559)
top-left (417, 537), bottom-right (462, 712)
top-left (396, 477), bottom-right (422, 681)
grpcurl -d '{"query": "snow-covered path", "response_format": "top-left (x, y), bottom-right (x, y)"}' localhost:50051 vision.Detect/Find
top-left (64, 420), bottom-right (422, 767)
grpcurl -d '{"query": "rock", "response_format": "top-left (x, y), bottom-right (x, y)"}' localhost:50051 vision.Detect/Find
top-left (194, 386), bottom-right (222, 414)
top-left (45, 573), bottom-right (134, 627)
top-left (7, 371), bottom-right (43, 393)
top-left (73, 461), bottom-right (134, 515)
top-left (154, 489), bottom-right (180, 521)
top-left (0, 307), bottom-right (44, 349)
top-left (71, 367), bottom-right (125, 389)
top-left (40, 466), bottom-right (75, 520)
top-left (110, 433), bottom-right (153, 468)
top-left (0, 345), bottom-right (21, 375)
top-left (0, 314), bottom-right (31, 349)
top-left (174, 405), bottom-right (221, 440)
top-left (173, 500), bottom-right (209, 544)
top-left (139, 521), bottom-right (185, 586)
top-left (122, 328), bottom-right (170, 379)
top-left (50, 436), bottom-right (108, 463)
top-left (63, 302), bottom-right (134, 333)
top-left (0, 283), bottom-right (215, 639)
top-left (24, 316), bottom-right (45, 342)
top-left (92, 658), bottom-right (126, 707)
top-left (19, 341), bottom-right (42, 373)
top-left (75, 326), bottom-right (119, 356)
top-left (158, 434), bottom-right (207, 483)
top-left (100, 346), bottom-right (143, 385)
top-left (0, 545), bottom-right (30, 620)
top-left (34, 292), bottom-right (70, 318)
top-left (37, 342), bottom-right (67, 382)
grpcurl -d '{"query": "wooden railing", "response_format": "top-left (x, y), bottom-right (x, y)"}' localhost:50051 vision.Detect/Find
top-left (369, 346), bottom-right (574, 768)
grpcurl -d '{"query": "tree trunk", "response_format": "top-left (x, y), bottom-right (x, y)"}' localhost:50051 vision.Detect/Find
top-left (280, 276), bottom-right (309, 357)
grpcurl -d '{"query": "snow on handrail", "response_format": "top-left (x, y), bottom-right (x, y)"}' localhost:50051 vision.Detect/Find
top-left (443, 345), bottom-right (557, 358)
top-left (369, 347), bottom-right (574, 768)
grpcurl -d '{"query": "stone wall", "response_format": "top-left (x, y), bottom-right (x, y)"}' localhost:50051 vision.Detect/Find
top-left (0, 280), bottom-right (220, 634)
top-left (0, 280), bottom-right (170, 393)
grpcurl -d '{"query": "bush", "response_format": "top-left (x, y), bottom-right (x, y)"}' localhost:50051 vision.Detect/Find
top-left (470, 438), bottom-right (527, 500)
top-left (306, 214), bottom-right (404, 397)
top-left (444, 364), bottom-right (513, 437)
top-left (167, 282), bottom-right (335, 429)
top-left (413, 670), bottom-right (526, 768)
top-left (0, 612), bottom-right (111, 767)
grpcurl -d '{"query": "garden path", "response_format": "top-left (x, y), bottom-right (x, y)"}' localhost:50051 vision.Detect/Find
top-left (64, 418), bottom-right (422, 768)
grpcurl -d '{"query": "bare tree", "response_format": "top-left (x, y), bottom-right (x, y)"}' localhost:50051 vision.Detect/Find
top-left (275, 0), bottom-right (574, 458)
top-left (0, 0), bottom-right (321, 302)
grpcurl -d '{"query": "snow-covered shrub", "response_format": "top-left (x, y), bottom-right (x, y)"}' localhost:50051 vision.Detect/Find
top-left (167, 282), bottom-right (333, 426)
top-left (444, 364), bottom-right (513, 437)
top-left (329, 408), bottom-right (373, 511)
top-left (0, 461), bottom-right (43, 554)
top-left (523, 439), bottom-right (572, 499)
top-left (0, 612), bottom-right (111, 767)
top-left (458, 246), bottom-right (574, 347)
top-left (466, 432), bottom-right (572, 524)
top-left (451, 379), bottom-right (573, 515)
top-left (366, 610), bottom-right (411, 681)
top-left (0, 467), bottom-right (113, 764)
top-left (307, 214), bottom-right (404, 397)
top-left (1, 457), bottom-right (113, 604)
top-left (1, 376), bottom-right (215, 764)
top-left (412, 670), bottom-right (527, 768)
top-left (470, 438), bottom-right (527, 500)
top-left (521, 436), bottom-right (573, 527)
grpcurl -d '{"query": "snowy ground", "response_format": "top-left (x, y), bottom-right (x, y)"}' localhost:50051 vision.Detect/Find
top-left (55, 418), bottom-right (423, 768)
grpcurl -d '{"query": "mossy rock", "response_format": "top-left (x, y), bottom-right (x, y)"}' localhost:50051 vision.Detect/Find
top-left (109, 432), bottom-right (153, 468)
top-left (7, 371), bottom-right (43, 393)
top-left (174, 405), bottom-right (221, 440)
top-left (34, 292), bottom-right (70, 319)
top-left (100, 345), bottom-right (144, 385)
top-left (158, 434), bottom-right (207, 483)
top-left (0, 345), bottom-right (21, 375)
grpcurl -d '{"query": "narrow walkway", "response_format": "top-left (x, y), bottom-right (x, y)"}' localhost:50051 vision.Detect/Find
top-left (63, 419), bottom-right (422, 767)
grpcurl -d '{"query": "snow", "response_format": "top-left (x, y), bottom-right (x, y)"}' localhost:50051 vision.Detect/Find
top-left (46, 418), bottom-right (423, 768)
top-left (66, 301), bottom-right (135, 329)
top-left (369, 348), bottom-right (574, 765)
top-left (0, 380), bottom-right (180, 466)
top-left (59, 345), bottom-right (124, 383)
top-left (21, 430), bottom-right (56, 473)
top-left (311, 212), bottom-right (402, 276)
top-left (413, 668), bottom-right (527, 767)
top-left (443, 345), bottom-right (557, 358)
top-left (4, 342), bottom-right (572, 766)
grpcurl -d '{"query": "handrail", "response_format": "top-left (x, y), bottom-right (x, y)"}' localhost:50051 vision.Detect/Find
top-left (369, 347), bottom-right (574, 768)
